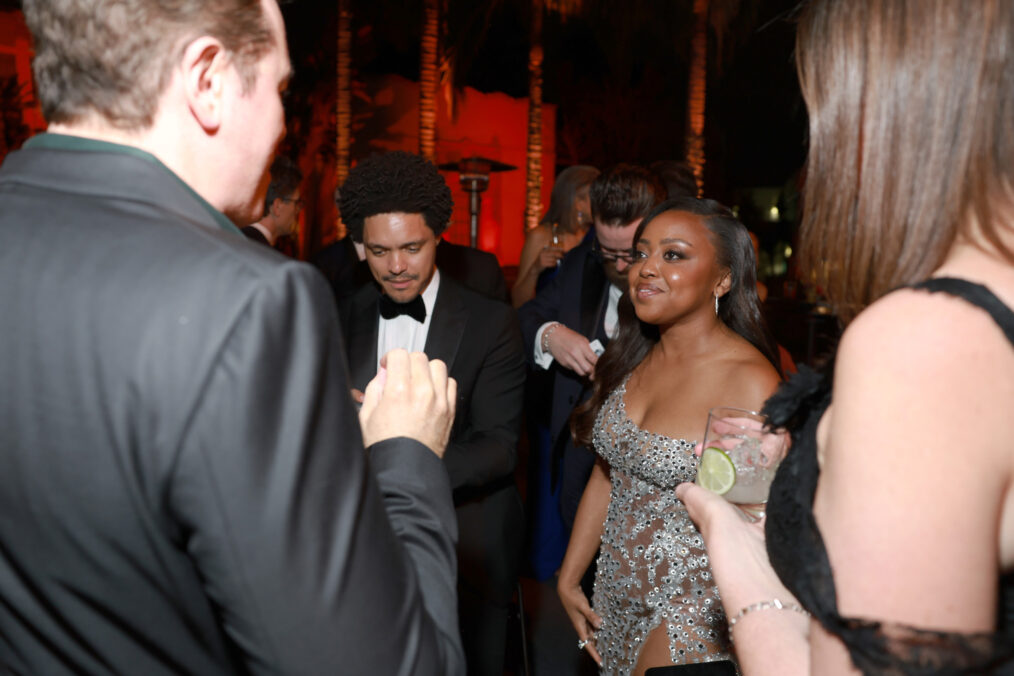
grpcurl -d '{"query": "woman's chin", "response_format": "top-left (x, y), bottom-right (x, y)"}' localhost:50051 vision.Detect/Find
top-left (633, 305), bottom-right (662, 325)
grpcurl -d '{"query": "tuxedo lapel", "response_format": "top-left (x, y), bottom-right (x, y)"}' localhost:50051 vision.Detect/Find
top-left (579, 253), bottom-right (607, 340)
top-left (423, 278), bottom-right (467, 374)
top-left (345, 286), bottom-right (380, 392)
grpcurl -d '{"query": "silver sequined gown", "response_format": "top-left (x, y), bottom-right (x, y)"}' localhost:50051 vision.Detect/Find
top-left (590, 376), bottom-right (733, 674)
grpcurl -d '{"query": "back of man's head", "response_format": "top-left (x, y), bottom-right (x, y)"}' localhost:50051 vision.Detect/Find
top-left (649, 160), bottom-right (698, 200)
top-left (263, 156), bottom-right (303, 215)
top-left (23, 0), bottom-right (273, 130)
top-left (590, 164), bottom-right (665, 227)
top-left (339, 151), bottom-right (454, 243)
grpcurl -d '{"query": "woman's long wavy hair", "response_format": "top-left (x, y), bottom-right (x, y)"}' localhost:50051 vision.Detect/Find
top-left (571, 197), bottom-right (780, 446)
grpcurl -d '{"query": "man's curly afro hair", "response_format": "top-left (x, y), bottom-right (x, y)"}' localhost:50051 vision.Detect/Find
top-left (339, 151), bottom-right (454, 242)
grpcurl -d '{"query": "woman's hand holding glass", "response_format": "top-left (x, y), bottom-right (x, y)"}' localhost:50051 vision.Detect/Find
top-left (537, 244), bottom-right (565, 272)
top-left (675, 481), bottom-right (806, 644)
top-left (695, 407), bottom-right (789, 520)
top-left (678, 410), bottom-right (806, 654)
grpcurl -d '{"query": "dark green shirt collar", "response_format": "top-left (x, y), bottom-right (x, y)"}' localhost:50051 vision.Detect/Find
top-left (24, 133), bottom-right (242, 235)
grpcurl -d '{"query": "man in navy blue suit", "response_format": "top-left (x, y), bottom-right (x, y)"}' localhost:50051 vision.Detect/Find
top-left (518, 165), bottom-right (664, 532)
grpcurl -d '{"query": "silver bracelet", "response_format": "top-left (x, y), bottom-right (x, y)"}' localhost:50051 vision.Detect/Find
top-left (541, 322), bottom-right (561, 355)
top-left (727, 598), bottom-right (809, 643)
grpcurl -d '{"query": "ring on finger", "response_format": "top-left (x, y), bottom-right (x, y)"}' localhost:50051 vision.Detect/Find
top-left (577, 639), bottom-right (589, 650)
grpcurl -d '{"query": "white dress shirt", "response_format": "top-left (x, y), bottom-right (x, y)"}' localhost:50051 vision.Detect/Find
top-left (376, 270), bottom-right (441, 372)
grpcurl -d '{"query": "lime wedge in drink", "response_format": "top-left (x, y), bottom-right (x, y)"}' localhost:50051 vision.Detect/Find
top-left (696, 447), bottom-right (737, 496)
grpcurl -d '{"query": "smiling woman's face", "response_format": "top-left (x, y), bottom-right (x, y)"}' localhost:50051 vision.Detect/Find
top-left (628, 210), bottom-right (728, 327)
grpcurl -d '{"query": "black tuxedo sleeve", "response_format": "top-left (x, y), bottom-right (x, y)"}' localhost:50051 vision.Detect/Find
top-left (442, 306), bottom-right (526, 490)
top-left (167, 263), bottom-right (464, 675)
top-left (518, 258), bottom-right (568, 365)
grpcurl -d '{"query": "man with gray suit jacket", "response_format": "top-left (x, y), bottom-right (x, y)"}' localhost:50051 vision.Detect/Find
top-left (0, 1), bottom-right (463, 674)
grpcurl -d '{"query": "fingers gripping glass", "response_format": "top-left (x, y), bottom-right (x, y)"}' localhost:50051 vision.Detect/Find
top-left (694, 407), bottom-right (788, 520)
top-left (591, 238), bottom-right (635, 265)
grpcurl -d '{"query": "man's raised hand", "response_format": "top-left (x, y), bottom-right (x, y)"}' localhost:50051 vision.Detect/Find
top-left (359, 349), bottom-right (457, 456)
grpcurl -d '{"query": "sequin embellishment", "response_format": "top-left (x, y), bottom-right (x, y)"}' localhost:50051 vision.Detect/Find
top-left (590, 376), bottom-right (733, 674)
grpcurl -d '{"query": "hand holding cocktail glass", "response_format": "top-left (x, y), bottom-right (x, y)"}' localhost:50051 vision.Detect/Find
top-left (694, 407), bottom-right (788, 520)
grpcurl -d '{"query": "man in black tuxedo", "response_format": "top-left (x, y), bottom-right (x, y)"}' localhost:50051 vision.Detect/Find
top-left (435, 238), bottom-right (510, 303)
top-left (338, 151), bottom-right (526, 676)
top-left (518, 165), bottom-right (665, 531)
top-left (241, 155), bottom-right (303, 248)
top-left (0, 1), bottom-right (463, 674)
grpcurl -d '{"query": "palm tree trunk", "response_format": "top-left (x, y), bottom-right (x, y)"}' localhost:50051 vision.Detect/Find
top-left (525, 0), bottom-right (545, 232)
top-left (336, 0), bottom-right (352, 187)
top-left (419, 0), bottom-right (440, 162)
top-left (685, 0), bottom-right (708, 196)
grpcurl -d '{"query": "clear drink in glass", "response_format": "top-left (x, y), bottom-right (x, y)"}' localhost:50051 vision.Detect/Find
top-left (696, 406), bottom-right (787, 519)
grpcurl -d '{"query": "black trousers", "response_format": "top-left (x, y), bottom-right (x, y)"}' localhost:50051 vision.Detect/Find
top-left (455, 484), bottom-right (524, 676)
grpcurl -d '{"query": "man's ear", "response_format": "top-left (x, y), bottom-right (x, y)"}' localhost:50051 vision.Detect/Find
top-left (270, 197), bottom-right (283, 217)
top-left (180, 37), bottom-right (229, 133)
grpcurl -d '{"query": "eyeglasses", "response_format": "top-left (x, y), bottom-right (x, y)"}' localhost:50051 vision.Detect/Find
top-left (591, 239), bottom-right (635, 265)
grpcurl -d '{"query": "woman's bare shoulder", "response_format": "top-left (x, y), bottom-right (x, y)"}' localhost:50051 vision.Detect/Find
top-left (833, 284), bottom-right (1014, 464)
top-left (839, 284), bottom-right (1013, 371)
top-left (816, 283), bottom-right (1014, 632)
top-left (707, 340), bottom-right (782, 411)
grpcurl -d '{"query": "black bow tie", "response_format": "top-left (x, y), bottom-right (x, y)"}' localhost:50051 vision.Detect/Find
top-left (379, 294), bottom-right (427, 323)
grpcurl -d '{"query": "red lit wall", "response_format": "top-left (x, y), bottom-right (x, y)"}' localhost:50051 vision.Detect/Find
top-left (0, 9), bottom-right (46, 152)
top-left (357, 74), bottom-right (556, 267)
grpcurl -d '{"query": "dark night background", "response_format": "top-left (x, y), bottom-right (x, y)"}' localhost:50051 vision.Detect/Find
top-left (279, 0), bottom-right (807, 206)
top-left (0, 0), bottom-right (810, 267)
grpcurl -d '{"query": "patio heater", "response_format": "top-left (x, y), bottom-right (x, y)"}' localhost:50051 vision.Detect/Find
top-left (438, 156), bottom-right (516, 248)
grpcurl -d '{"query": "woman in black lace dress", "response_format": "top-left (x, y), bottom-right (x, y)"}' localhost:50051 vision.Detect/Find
top-left (677, 1), bottom-right (1014, 674)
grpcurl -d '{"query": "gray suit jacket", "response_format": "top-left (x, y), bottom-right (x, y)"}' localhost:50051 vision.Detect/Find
top-left (0, 136), bottom-right (464, 675)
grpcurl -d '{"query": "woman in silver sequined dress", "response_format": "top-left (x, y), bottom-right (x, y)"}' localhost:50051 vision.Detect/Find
top-left (557, 197), bottom-right (782, 675)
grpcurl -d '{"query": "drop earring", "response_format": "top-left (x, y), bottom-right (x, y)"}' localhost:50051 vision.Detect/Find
top-left (714, 294), bottom-right (719, 316)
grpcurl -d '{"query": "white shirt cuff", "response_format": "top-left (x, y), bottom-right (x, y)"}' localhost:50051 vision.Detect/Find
top-left (533, 321), bottom-right (558, 369)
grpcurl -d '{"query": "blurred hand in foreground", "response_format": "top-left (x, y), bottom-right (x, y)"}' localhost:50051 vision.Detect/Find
top-left (359, 349), bottom-right (457, 456)
top-left (675, 482), bottom-right (799, 618)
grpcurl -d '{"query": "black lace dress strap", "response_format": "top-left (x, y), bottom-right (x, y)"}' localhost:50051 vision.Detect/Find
top-left (762, 278), bottom-right (1014, 675)
top-left (910, 277), bottom-right (1014, 345)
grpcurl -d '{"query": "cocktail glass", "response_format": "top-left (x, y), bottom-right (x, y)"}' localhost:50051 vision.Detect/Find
top-left (695, 406), bottom-right (788, 520)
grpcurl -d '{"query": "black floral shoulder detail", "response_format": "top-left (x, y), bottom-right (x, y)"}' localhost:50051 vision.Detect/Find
top-left (760, 279), bottom-right (1014, 675)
